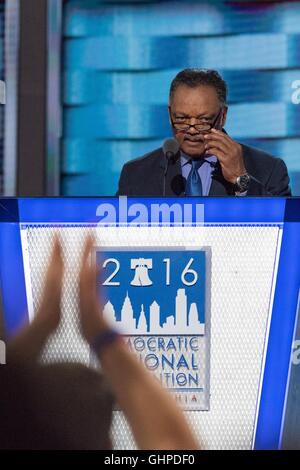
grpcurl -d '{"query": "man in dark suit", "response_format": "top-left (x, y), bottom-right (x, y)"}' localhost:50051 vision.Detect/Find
top-left (117, 69), bottom-right (291, 196)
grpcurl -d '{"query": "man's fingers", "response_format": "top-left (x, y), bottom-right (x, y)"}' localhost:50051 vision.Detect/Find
top-left (210, 128), bottom-right (233, 141)
top-left (205, 147), bottom-right (226, 161)
top-left (205, 140), bottom-right (228, 156)
top-left (204, 130), bottom-right (232, 143)
top-left (204, 134), bottom-right (231, 152)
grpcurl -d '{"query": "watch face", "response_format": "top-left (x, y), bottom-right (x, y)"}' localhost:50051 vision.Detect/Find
top-left (237, 174), bottom-right (250, 191)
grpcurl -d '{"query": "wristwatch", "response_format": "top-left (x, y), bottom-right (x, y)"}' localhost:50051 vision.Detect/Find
top-left (233, 173), bottom-right (251, 193)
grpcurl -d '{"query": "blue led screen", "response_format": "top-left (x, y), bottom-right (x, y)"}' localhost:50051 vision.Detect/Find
top-left (62, 0), bottom-right (300, 195)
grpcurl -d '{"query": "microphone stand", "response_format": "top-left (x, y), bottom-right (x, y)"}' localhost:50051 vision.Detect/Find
top-left (163, 152), bottom-right (172, 197)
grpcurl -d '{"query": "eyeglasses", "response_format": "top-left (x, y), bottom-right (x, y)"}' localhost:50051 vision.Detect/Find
top-left (170, 108), bottom-right (223, 133)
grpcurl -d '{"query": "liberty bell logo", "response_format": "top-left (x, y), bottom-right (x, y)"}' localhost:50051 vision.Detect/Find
top-left (130, 258), bottom-right (153, 286)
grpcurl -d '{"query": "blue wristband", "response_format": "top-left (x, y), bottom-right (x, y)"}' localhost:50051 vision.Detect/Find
top-left (91, 329), bottom-right (120, 356)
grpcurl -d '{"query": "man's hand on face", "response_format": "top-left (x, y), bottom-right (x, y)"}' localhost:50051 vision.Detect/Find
top-left (204, 128), bottom-right (247, 184)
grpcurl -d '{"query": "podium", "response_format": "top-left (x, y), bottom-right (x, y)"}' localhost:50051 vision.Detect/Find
top-left (0, 197), bottom-right (300, 449)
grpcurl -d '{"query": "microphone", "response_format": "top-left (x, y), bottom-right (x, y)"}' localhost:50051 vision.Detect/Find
top-left (162, 138), bottom-right (180, 196)
top-left (163, 138), bottom-right (180, 161)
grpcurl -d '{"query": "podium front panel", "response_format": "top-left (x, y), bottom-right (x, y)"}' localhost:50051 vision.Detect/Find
top-left (0, 197), bottom-right (299, 450)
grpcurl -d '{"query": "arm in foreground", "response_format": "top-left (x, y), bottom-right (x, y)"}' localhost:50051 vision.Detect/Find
top-left (7, 238), bottom-right (63, 363)
top-left (79, 238), bottom-right (199, 450)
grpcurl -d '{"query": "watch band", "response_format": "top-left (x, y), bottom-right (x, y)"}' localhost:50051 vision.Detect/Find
top-left (91, 329), bottom-right (121, 356)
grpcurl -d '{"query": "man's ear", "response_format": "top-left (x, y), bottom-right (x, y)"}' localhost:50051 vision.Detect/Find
top-left (168, 105), bottom-right (172, 126)
top-left (221, 106), bottom-right (228, 128)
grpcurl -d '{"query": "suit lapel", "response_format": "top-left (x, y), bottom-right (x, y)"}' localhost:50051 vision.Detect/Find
top-left (208, 161), bottom-right (234, 196)
top-left (209, 178), bottom-right (228, 196)
top-left (209, 174), bottom-right (231, 195)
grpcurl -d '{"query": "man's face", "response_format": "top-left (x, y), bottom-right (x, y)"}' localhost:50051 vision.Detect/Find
top-left (168, 84), bottom-right (227, 157)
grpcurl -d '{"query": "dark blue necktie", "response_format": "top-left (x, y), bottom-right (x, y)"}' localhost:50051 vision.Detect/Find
top-left (185, 159), bottom-right (204, 196)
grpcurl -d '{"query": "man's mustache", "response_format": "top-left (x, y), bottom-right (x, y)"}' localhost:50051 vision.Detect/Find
top-left (174, 133), bottom-right (205, 145)
top-left (183, 135), bottom-right (205, 143)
